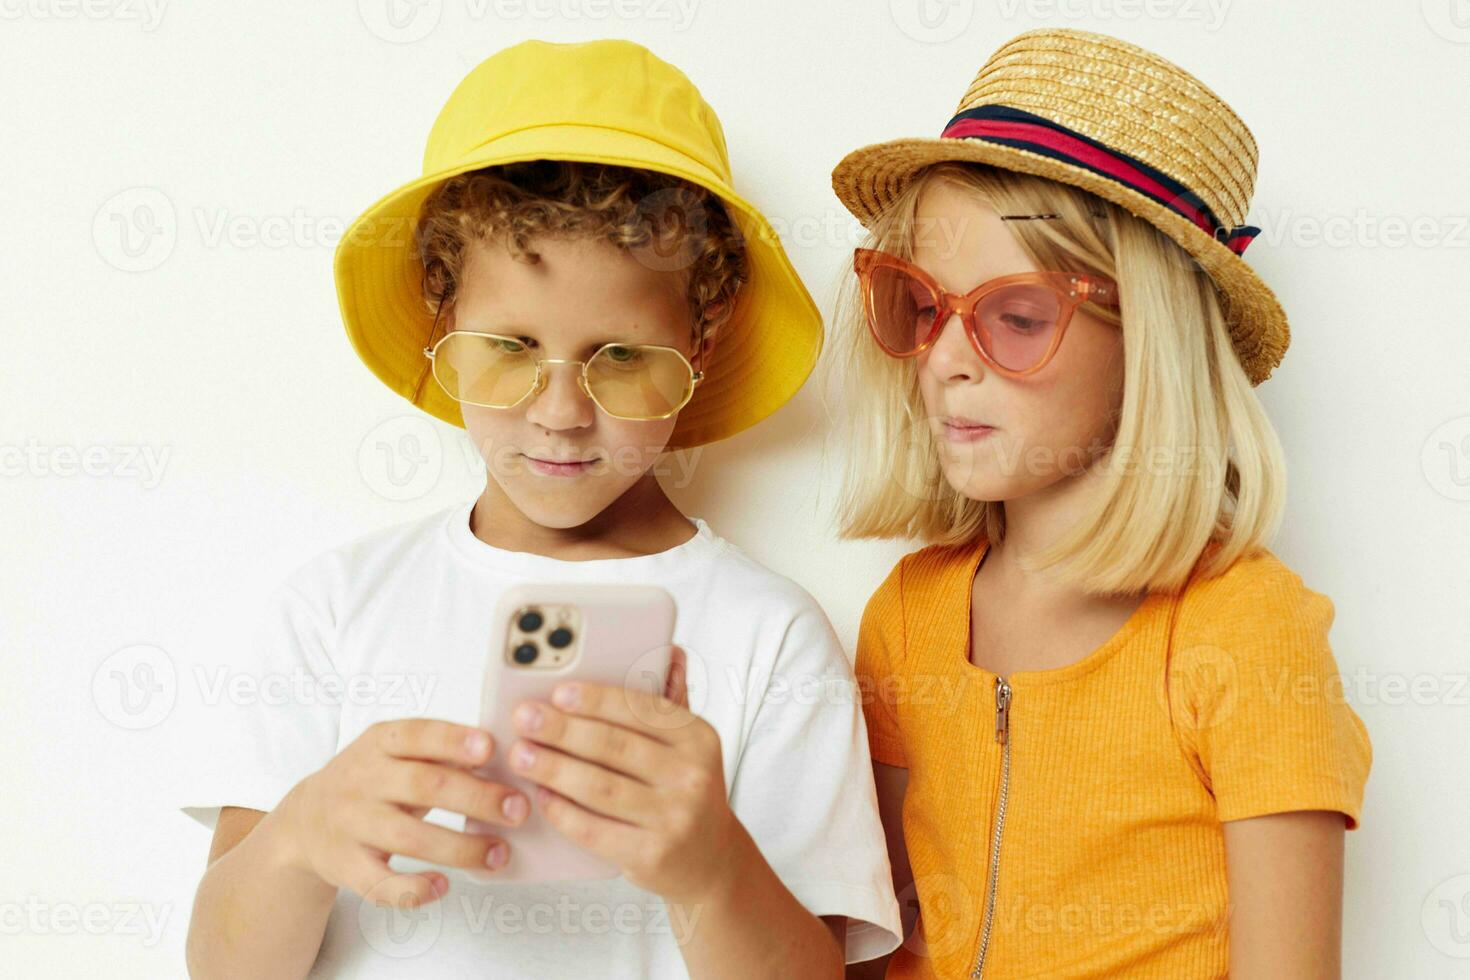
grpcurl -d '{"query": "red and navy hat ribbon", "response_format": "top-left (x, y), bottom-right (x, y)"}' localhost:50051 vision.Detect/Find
top-left (941, 104), bottom-right (1260, 257)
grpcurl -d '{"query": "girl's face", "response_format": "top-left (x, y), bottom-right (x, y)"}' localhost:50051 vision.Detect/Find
top-left (910, 179), bottom-right (1125, 502)
top-left (449, 234), bottom-right (697, 530)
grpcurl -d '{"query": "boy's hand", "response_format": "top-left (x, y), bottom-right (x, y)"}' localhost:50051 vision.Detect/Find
top-left (274, 719), bottom-right (529, 907)
top-left (507, 646), bottom-right (747, 905)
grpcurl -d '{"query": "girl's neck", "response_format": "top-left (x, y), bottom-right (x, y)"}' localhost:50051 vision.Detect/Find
top-left (983, 462), bottom-right (1121, 605)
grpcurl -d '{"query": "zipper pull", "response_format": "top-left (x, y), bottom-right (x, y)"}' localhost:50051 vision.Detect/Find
top-left (994, 677), bottom-right (1012, 745)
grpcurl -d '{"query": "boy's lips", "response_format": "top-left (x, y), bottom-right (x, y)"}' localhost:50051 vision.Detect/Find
top-left (521, 452), bottom-right (599, 477)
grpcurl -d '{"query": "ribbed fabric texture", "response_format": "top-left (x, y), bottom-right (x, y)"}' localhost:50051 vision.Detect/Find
top-left (854, 537), bottom-right (1372, 979)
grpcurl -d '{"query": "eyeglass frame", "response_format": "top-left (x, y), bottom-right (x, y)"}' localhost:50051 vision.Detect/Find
top-left (421, 330), bottom-right (706, 421)
top-left (852, 246), bottom-right (1122, 379)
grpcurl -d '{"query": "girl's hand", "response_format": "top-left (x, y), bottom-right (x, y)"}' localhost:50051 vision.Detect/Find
top-left (274, 718), bottom-right (530, 906)
top-left (506, 651), bottom-right (743, 905)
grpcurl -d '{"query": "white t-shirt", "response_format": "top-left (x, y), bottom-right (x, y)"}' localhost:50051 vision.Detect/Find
top-left (180, 498), bottom-right (902, 978)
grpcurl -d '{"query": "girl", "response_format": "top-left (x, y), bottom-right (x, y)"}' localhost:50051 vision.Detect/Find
top-left (829, 28), bottom-right (1371, 980)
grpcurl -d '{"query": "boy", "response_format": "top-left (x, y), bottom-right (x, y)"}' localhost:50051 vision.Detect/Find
top-left (180, 38), bottom-right (901, 979)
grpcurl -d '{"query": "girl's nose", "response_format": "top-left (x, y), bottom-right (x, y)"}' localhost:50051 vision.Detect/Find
top-left (922, 312), bottom-right (984, 383)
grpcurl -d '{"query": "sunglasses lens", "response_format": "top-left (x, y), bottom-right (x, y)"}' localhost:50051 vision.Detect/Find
top-left (433, 334), bottom-right (539, 407)
top-left (865, 264), bottom-right (941, 355)
top-left (976, 284), bottom-right (1063, 371)
top-left (586, 345), bottom-right (694, 419)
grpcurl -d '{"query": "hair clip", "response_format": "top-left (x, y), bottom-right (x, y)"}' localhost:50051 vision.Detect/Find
top-left (1001, 209), bottom-right (1108, 221)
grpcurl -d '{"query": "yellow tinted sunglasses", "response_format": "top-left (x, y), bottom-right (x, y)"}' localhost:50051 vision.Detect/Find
top-left (423, 331), bottom-right (703, 422)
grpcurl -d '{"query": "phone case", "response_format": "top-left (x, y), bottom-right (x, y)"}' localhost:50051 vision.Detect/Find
top-left (464, 583), bottom-right (675, 883)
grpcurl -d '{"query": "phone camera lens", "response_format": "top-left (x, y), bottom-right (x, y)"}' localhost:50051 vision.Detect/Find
top-left (547, 627), bottom-right (573, 649)
top-left (517, 610), bottom-right (544, 633)
top-left (512, 642), bottom-right (539, 664)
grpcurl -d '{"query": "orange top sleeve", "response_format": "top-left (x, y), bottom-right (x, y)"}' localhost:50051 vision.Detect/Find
top-left (1169, 555), bottom-right (1373, 828)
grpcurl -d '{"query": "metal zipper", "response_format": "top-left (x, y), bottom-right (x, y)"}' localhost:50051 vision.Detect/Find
top-left (970, 675), bottom-right (1012, 979)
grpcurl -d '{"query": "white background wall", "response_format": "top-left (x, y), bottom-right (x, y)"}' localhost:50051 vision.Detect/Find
top-left (3, 1), bottom-right (1468, 975)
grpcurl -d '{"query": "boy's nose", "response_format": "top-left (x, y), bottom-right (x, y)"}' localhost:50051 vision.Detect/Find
top-left (524, 361), bottom-right (596, 430)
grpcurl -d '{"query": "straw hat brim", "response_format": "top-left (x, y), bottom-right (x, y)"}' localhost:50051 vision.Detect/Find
top-left (335, 123), bottom-right (822, 449)
top-left (831, 135), bottom-right (1288, 386)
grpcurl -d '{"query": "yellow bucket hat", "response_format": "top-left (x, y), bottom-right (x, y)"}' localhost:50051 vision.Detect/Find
top-left (333, 38), bottom-right (821, 450)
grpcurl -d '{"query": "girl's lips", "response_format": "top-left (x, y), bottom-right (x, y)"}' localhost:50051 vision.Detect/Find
top-left (942, 420), bottom-right (997, 443)
top-left (522, 454), bottom-right (597, 477)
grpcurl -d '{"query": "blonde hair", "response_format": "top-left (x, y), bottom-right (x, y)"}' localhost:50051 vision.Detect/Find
top-left (414, 160), bottom-right (748, 350)
top-left (830, 162), bottom-right (1286, 595)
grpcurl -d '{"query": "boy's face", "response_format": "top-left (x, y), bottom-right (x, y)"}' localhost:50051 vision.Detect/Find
top-left (449, 234), bottom-right (697, 529)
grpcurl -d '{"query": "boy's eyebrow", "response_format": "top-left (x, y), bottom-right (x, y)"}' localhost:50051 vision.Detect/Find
top-left (455, 323), bottom-right (657, 349)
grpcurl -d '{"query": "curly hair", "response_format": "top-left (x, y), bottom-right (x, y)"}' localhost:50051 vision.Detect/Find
top-left (414, 160), bottom-right (748, 354)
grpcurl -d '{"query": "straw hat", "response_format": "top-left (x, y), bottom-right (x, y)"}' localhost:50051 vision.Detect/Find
top-left (334, 39), bottom-right (822, 449)
top-left (832, 28), bottom-right (1287, 386)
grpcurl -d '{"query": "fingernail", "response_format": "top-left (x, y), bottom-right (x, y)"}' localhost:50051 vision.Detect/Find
top-left (552, 684), bottom-right (579, 709)
top-left (464, 731), bottom-right (491, 759)
top-left (511, 743), bottom-right (536, 769)
top-left (515, 704), bottom-right (543, 732)
top-left (502, 794), bottom-right (529, 823)
top-left (486, 842), bottom-right (508, 869)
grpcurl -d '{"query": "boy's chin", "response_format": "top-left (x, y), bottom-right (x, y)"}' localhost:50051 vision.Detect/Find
top-left (497, 480), bottom-right (630, 530)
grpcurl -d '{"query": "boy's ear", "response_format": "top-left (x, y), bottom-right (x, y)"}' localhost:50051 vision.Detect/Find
top-left (692, 302), bottom-right (726, 372)
top-left (435, 300), bottom-right (456, 343)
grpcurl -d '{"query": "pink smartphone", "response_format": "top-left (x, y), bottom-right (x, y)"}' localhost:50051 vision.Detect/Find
top-left (464, 583), bottom-right (676, 883)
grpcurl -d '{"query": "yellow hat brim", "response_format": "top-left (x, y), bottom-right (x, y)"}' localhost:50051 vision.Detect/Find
top-left (334, 122), bottom-right (822, 449)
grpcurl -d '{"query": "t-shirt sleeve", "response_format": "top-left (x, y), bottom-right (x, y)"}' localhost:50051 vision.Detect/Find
top-left (1169, 557), bottom-right (1373, 829)
top-left (725, 597), bottom-right (902, 964)
top-left (852, 559), bottom-right (909, 768)
top-left (177, 567), bottom-right (343, 830)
